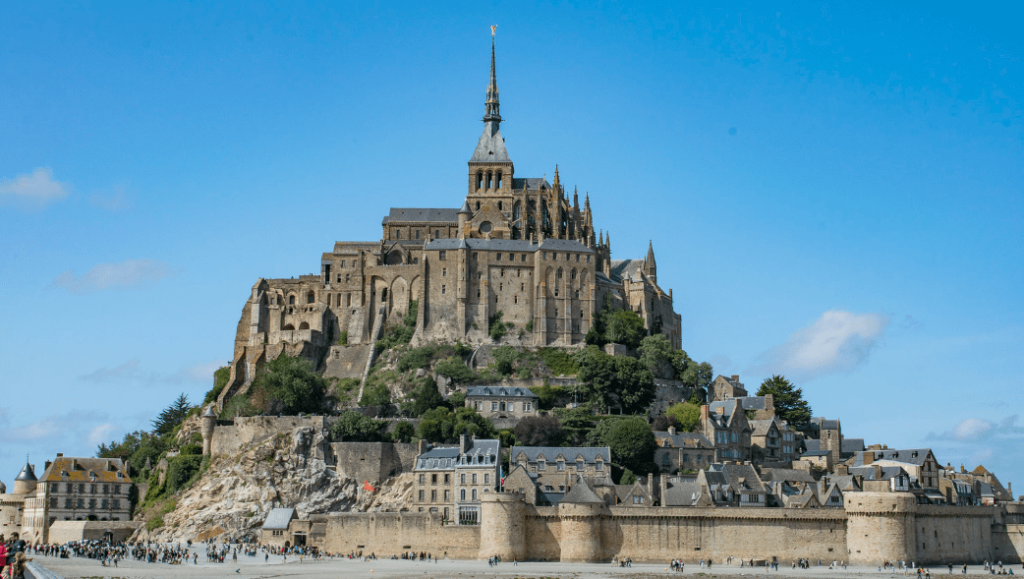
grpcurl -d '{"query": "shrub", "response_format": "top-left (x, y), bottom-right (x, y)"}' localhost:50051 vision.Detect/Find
top-left (448, 391), bottom-right (466, 409)
top-left (331, 411), bottom-right (388, 441)
top-left (393, 421), bottom-right (416, 443)
top-left (491, 346), bottom-right (517, 376)
top-left (435, 357), bottom-right (476, 385)
top-left (403, 377), bottom-right (444, 417)
top-left (489, 311), bottom-right (508, 341)
top-left (204, 367), bottom-right (232, 405)
top-left (375, 300), bottom-right (418, 351)
top-left (337, 331), bottom-right (348, 346)
top-left (513, 415), bottom-right (566, 446)
top-left (666, 401), bottom-right (701, 433)
top-left (398, 345), bottom-right (435, 373)
top-left (525, 319), bottom-right (533, 333)
top-left (538, 348), bottom-right (579, 375)
top-left (165, 456), bottom-right (205, 495)
top-left (180, 443), bottom-right (202, 456)
top-left (360, 384), bottom-right (392, 408)
top-left (249, 353), bottom-right (331, 415)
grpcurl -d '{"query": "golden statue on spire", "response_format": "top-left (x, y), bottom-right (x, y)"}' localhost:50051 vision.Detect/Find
top-left (491, 25), bottom-right (497, 37)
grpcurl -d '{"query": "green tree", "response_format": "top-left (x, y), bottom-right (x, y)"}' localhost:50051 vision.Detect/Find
top-left (552, 406), bottom-right (596, 446)
top-left (638, 334), bottom-right (675, 379)
top-left (619, 467), bottom-right (637, 485)
top-left (606, 309), bottom-right (646, 350)
top-left (360, 384), bottom-right (392, 408)
top-left (204, 366), bottom-right (232, 405)
top-left (251, 354), bottom-right (331, 415)
top-left (331, 411), bottom-right (387, 441)
top-left (576, 346), bottom-right (617, 409)
top-left (576, 346), bottom-right (655, 414)
top-left (665, 400), bottom-right (702, 433)
top-left (513, 415), bottom-right (566, 446)
top-left (587, 416), bottom-right (656, 474)
top-left (613, 356), bottom-right (656, 415)
top-left (392, 421), bottom-right (416, 443)
top-left (435, 356), bottom-right (476, 385)
top-left (402, 377), bottom-right (444, 417)
top-left (491, 346), bottom-right (517, 376)
top-left (152, 393), bottom-right (193, 435)
top-left (448, 391), bottom-right (466, 409)
top-left (756, 375), bottom-right (812, 426)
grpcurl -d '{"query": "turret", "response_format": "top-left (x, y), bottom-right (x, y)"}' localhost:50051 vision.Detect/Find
top-left (13, 460), bottom-right (37, 495)
top-left (479, 491), bottom-right (526, 561)
top-left (458, 199), bottom-right (472, 239)
top-left (201, 406), bottom-right (217, 456)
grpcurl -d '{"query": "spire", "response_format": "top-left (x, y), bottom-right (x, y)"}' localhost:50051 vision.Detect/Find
top-left (645, 240), bottom-right (657, 283)
top-left (573, 185), bottom-right (579, 208)
top-left (484, 25), bottom-right (501, 123)
top-left (553, 165), bottom-right (560, 188)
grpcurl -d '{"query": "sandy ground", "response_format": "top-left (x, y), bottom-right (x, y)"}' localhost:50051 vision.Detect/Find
top-left (29, 553), bottom-right (1023, 579)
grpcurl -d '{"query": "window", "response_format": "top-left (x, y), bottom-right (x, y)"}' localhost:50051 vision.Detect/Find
top-left (491, 401), bottom-right (498, 411)
top-left (472, 474), bottom-right (478, 484)
top-left (419, 490), bottom-right (425, 501)
top-left (442, 268), bottom-right (447, 277)
top-left (103, 484), bottom-right (109, 494)
top-left (460, 474), bottom-right (466, 484)
top-left (538, 460), bottom-right (546, 470)
top-left (341, 260), bottom-right (346, 267)
top-left (484, 474), bottom-right (490, 484)
top-left (632, 495), bottom-right (644, 504)
top-left (439, 250), bottom-right (447, 260)
top-left (66, 483), bottom-right (72, 492)
top-left (396, 230), bottom-right (401, 239)
top-left (508, 403), bottom-right (515, 412)
top-left (731, 432), bottom-right (739, 443)
top-left (415, 230), bottom-right (420, 239)
top-left (89, 498), bottom-right (96, 509)
top-left (101, 499), bottom-right (108, 509)
top-left (431, 490), bottom-right (437, 501)
top-left (49, 498), bottom-right (57, 508)
top-left (524, 402), bottom-right (532, 412)
top-left (444, 474), bottom-right (450, 484)
top-left (557, 461), bottom-right (565, 471)
top-left (444, 490), bottom-right (450, 501)
top-left (431, 474), bottom-right (438, 484)
top-left (496, 253), bottom-right (501, 261)
top-left (112, 500), bottom-right (120, 510)
top-left (419, 474), bottom-right (425, 484)
top-left (577, 460), bottom-right (584, 470)
top-left (441, 285), bottom-right (446, 294)
top-left (471, 489), bottom-right (478, 500)
top-left (435, 229), bottom-right (440, 237)
top-left (346, 274), bottom-right (351, 283)
top-left (77, 499), bottom-right (84, 508)
top-left (64, 499), bottom-right (72, 508)
top-left (289, 295), bottom-right (296, 306)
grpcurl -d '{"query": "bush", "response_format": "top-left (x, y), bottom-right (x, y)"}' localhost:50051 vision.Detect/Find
top-left (360, 384), bottom-right (391, 408)
top-left (435, 357), bottom-right (476, 385)
top-left (489, 311), bottom-right (508, 341)
top-left (221, 393), bottom-right (257, 419)
top-left (249, 353), bottom-right (331, 415)
top-left (403, 377), bottom-right (444, 417)
top-left (619, 468), bottom-right (637, 485)
top-left (525, 319), bottom-right (534, 333)
top-left (606, 309), bottom-right (646, 350)
top-left (448, 391), bottom-right (466, 409)
top-left (513, 415), bottom-right (566, 446)
top-left (165, 455), bottom-right (205, 495)
top-left (530, 384), bottom-right (570, 410)
top-left (337, 331), bottom-right (348, 346)
top-left (376, 300), bottom-right (418, 351)
top-left (538, 348), bottom-right (579, 375)
top-left (416, 407), bottom-right (495, 443)
top-left (180, 443), bottom-right (202, 456)
top-left (397, 345), bottom-right (435, 373)
top-left (492, 346), bottom-right (517, 376)
top-left (331, 411), bottom-right (388, 441)
top-left (666, 401), bottom-right (701, 433)
top-left (204, 366), bottom-right (232, 405)
top-left (393, 421), bottom-right (415, 443)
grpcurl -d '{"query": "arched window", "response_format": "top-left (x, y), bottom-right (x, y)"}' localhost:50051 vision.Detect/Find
top-left (476, 172), bottom-right (483, 190)
top-left (476, 201), bottom-right (481, 211)
top-left (556, 268), bottom-right (563, 280)
top-left (435, 229), bottom-right (440, 237)
top-left (571, 268), bottom-right (577, 280)
top-left (512, 201), bottom-right (521, 222)
top-left (282, 324), bottom-right (295, 331)
top-left (487, 171), bottom-right (493, 189)
top-left (299, 322), bottom-right (310, 330)
top-left (307, 291), bottom-right (315, 304)
top-left (288, 295), bottom-right (296, 305)
top-left (496, 171), bottom-right (502, 189)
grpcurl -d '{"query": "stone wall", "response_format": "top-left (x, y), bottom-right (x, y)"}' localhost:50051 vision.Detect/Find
top-left (992, 524), bottom-right (1024, 564)
top-left (330, 442), bottom-right (418, 486)
top-left (323, 512), bottom-right (480, 558)
top-left (47, 521), bottom-right (143, 545)
top-left (914, 505), bottom-right (997, 564)
top-left (324, 345), bottom-right (372, 380)
top-left (209, 416), bottom-right (328, 458)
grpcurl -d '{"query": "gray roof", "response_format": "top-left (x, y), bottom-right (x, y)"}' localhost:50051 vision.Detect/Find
top-left (416, 439), bottom-right (501, 470)
top-left (425, 238), bottom-right (536, 252)
top-left (470, 121), bottom-right (511, 163)
top-left (850, 465), bottom-right (909, 481)
top-left (749, 419), bottom-right (779, 437)
top-left (663, 477), bottom-right (705, 506)
top-left (609, 259), bottom-right (644, 282)
top-left (15, 462), bottom-right (37, 482)
top-left (654, 431), bottom-right (713, 449)
top-left (853, 449), bottom-right (933, 467)
top-left (804, 439), bottom-right (821, 452)
top-left (710, 396), bottom-right (769, 414)
top-left (382, 208), bottom-right (459, 224)
top-left (462, 439), bottom-right (500, 459)
top-left (538, 239), bottom-right (593, 252)
top-left (561, 475), bottom-right (603, 504)
top-left (511, 446), bottom-right (610, 465)
top-left (801, 450), bottom-right (831, 458)
top-left (707, 399), bottom-right (738, 419)
top-left (263, 508), bottom-right (296, 530)
top-left (709, 463), bottom-right (768, 493)
top-left (466, 386), bottom-right (538, 399)
top-left (761, 469), bottom-right (817, 484)
top-left (811, 417), bottom-right (840, 430)
top-left (511, 177), bottom-right (551, 190)
top-left (841, 438), bottom-right (865, 453)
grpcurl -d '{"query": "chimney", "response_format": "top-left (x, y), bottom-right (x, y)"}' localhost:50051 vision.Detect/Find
top-left (836, 465), bottom-right (849, 476)
top-left (700, 404), bottom-right (709, 423)
top-left (764, 394), bottom-right (774, 413)
top-left (716, 406), bottom-right (725, 416)
top-left (667, 426), bottom-right (676, 436)
top-left (647, 473), bottom-right (654, 500)
top-left (56, 453), bottom-right (63, 458)
top-left (460, 433), bottom-right (468, 454)
top-left (873, 465), bottom-right (882, 480)
top-left (45, 461), bottom-right (52, 470)
top-left (731, 375), bottom-right (739, 383)
top-left (418, 439), bottom-right (428, 455)
top-left (861, 452), bottom-right (874, 465)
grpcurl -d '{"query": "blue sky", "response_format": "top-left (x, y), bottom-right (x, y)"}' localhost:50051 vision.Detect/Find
top-left (1, 2), bottom-right (1021, 490)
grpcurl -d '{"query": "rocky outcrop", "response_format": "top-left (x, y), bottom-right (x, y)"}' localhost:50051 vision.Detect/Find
top-left (134, 425), bottom-right (412, 543)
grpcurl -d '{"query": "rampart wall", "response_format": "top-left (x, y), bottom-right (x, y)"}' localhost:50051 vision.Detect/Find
top-left (323, 512), bottom-right (480, 559)
top-left (209, 416), bottom-right (328, 458)
top-left (330, 442), bottom-right (418, 485)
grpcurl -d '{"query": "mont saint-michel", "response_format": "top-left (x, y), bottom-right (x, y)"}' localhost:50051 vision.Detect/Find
top-left (1, 11), bottom-right (1021, 579)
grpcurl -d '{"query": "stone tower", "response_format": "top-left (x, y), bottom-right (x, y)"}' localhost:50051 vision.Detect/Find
top-left (13, 461), bottom-right (37, 496)
top-left (643, 240), bottom-right (657, 284)
top-left (201, 406), bottom-right (217, 456)
top-left (845, 492), bottom-right (916, 565)
top-left (479, 491), bottom-right (526, 561)
top-left (467, 27), bottom-right (514, 211)
top-left (557, 476), bottom-right (607, 562)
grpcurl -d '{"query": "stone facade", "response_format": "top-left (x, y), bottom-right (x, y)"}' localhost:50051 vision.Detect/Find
top-left (411, 436), bottom-right (500, 524)
top-left (216, 34), bottom-right (682, 410)
top-left (465, 386), bottom-right (538, 420)
top-left (653, 428), bottom-right (715, 473)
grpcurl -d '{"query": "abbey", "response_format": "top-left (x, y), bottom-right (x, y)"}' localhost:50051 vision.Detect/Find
top-left (218, 34), bottom-right (680, 405)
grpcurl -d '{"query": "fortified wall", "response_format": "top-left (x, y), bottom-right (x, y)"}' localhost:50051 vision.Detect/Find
top-left (315, 492), bottom-right (1023, 564)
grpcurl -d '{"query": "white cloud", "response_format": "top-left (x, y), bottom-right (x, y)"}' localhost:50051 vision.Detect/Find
top-left (0, 167), bottom-right (70, 208)
top-left (89, 184), bottom-right (133, 211)
top-left (752, 310), bottom-right (890, 379)
top-left (88, 423), bottom-right (119, 447)
top-left (81, 358), bottom-right (225, 386)
top-left (53, 258), bottom-right (178, 292)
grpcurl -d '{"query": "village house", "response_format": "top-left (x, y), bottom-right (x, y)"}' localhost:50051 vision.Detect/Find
top-left (505, 446), bottom-right (612, 506)
top-left (700, 400), bottom-right (753, 462)
top-left (464, 386), bottom-right (539, 420)
top-left (412, 435), bottom-right (500, 524)
top-left (653, 427), bottom-right (714, 473)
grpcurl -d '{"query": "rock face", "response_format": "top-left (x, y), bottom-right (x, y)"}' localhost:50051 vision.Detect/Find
top-left (135, 426), bottom-right (412, 543)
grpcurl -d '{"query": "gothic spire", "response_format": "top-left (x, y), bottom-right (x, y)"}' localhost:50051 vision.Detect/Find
top-left (484, 25), bottom-right (501, 123)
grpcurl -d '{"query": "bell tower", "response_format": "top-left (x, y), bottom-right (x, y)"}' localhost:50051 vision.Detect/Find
top-left (467, 26), bottom-right (514, 216)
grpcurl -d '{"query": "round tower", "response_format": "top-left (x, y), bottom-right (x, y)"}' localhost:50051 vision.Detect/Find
top-left (845, 492), bottom-right (917, 566)
top-left (479, 491), bottom-right (526, 561)
top-left (558, 500), bottom-right (606, 563)
top-left (13, 461), bottom-right (37, 496)
top-left (201, 406), bottom-right (217, 456)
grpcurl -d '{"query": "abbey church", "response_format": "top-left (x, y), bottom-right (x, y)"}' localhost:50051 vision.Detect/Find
top-left (219, 34), bottom-right (681, 405)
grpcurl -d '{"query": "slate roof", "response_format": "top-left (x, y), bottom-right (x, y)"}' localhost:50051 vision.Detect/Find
top-left (749, 419), bottom-right (778, 437)
top-left (801, 450), bottom-right (831, 458)
top-left (849, 465), bottom-right (909, 481)
top-left (415, 439), bottom-right (501, 470)
top-left (709, 463), bottom-right (768, 493)
top-left (811, 417), bottom-right (840, 430)
top-left (853, 449), bottom-right (933, 467)
top-left (609, 259), bottom-right (644, 282)
top-left (425, 238), bottom-right (535, 251)
top-left (39, 457), bottom-right (130, 484)
top-left (561, 475), bottom-right (603, 504)
top-left (761, 469), bottom-right (817, 484)
top-left (730, 396), bottom-right (770, 411)
top-left (511, 446), bottom-right (610, 465)
top-left (804, 439), bottom-right (821, 452)
top-left (466, 386), bottom-right (538, 399)
top-left (382, 208), bottom-right (460, 224)
top-left (654, 431), bottom-right (713, 449)
top-left (707, 399), bottom-right (739, 419)
top-left (841, 438), bottom-right (865, 453)
top-left (263, 508), bottom-right (296, 530)
top-left (538, 239), bottom-right (593, 252)
top-left (511, 177), bottom-right (550, 190)
top-left (470, 121), bottom-right (511, 163)
top-left (663, 477), bottom-right (705, 506)
top-left (15, 462), bottom-right (37, 482)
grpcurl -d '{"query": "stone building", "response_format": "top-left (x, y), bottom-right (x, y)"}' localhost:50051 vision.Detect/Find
top-left (709, 375), bottom-right (747, 401)
top-left (19, 455), bottom-right (132, 544)
top-left (506, 446), bottom-right (612, 506)
top-left (700, 400), bottom-right (753, 462)
top-left (749, 417), bottom-right (798, 465)
top-left (0, 462), bottom-right (36, 537)
top-left (216, 32), bottom-right (682, 409)
top-left (853, 448), bottom-right (941, 490)
top-left (412, 435), bottom-right (500, 523)
top-left (652, 427), bottom-right (714, 473)
top-left (464, 386), bottom-right (538, 419)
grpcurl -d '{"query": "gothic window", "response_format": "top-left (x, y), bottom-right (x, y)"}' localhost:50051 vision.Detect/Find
top-left (496, 171), bottom-right (502, 189)
top-left (571, 268), bottom-right (577, 280)
top-left (396, 230), bottom-right (401, 239)
top-left (479, 221), bottom-right (492, 234)
top-left (289, 295), bottom-right (296, 305)
top-left (476, 172), bottom-right (483, 190)
top-left (487, 171), bottom-right (493, 189)
top-left (556, 268), bottom-right (563, 280)
top-left (435, 229), bottom-right (440, 237)
top-left (512, 201), bottom-right (521, 222)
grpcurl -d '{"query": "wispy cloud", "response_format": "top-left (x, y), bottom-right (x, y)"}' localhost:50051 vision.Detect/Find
top-left (53, 258), bottom-right (178, 292)
top-left (0, 167), bottom-right (70, 209)
top-left (89, 184), bottom-right (133, 211)
top-left (929, 415), bottom-right (1024, 443)
top-left (752, 310), bottom-right (890, 379)
top-left (81, 358), bottom-right (225, 386)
